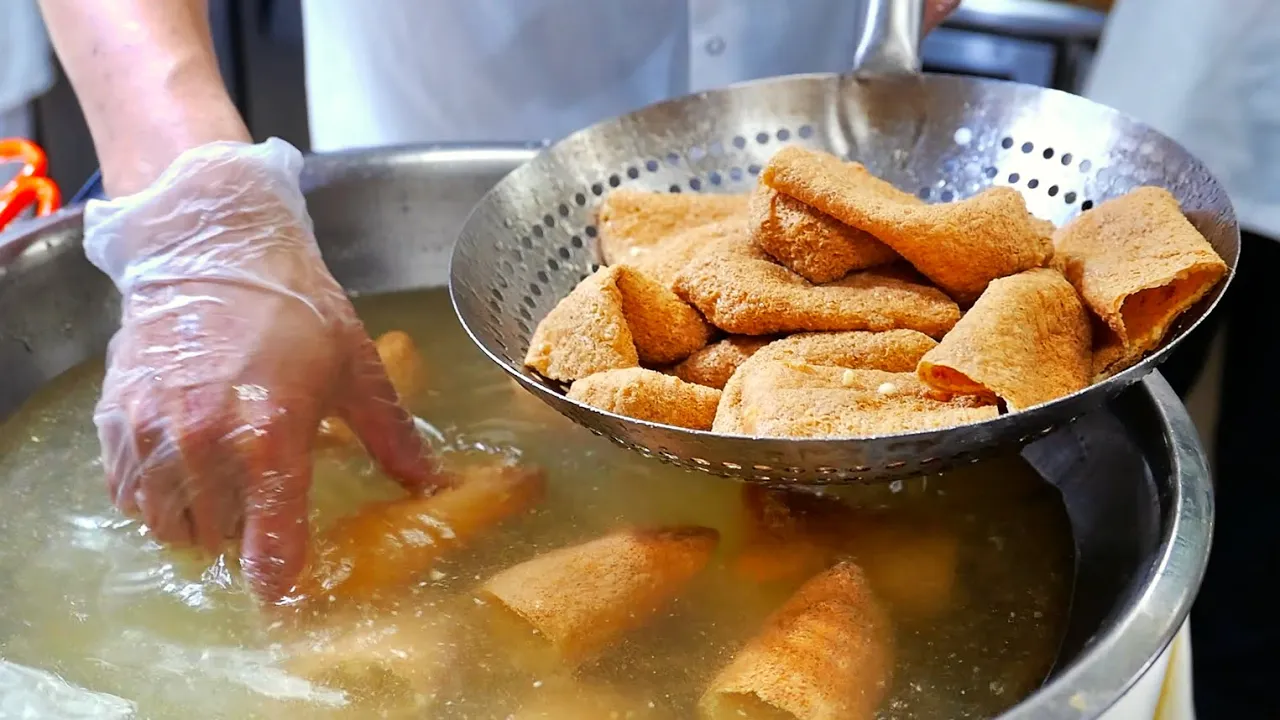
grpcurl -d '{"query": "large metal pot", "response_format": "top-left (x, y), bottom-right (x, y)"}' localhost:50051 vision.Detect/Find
top-left (0, 145), bottom-right (1212, 718)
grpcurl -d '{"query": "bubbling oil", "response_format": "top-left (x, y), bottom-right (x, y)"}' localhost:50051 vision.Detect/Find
top-left (0, 289), bottom-right (1073, 719)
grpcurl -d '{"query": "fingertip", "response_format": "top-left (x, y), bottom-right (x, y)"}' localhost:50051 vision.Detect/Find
top-left (241, 504), bottom-right (310, 604)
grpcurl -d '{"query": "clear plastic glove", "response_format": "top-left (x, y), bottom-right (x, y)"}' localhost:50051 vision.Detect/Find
top-left (84, 138), bottom-right (441, 602)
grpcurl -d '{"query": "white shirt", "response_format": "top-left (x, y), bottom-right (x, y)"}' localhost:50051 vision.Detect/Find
top-left (303, 0), bottom-right (1280, 240)
top-left (301, 0), bottom-right (868, 150)
top-left (1085, 0), bottom-right (1280, 239)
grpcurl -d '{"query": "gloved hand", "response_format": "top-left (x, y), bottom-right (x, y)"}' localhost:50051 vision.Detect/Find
top-left (84, 138), bottom-right (442, 602)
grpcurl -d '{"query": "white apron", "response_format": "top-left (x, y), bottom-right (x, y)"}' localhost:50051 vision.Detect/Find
top-left (301, 0), bottom-right (867, 150)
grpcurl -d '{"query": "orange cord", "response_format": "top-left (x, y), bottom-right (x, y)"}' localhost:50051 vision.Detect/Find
top-left (0, 138), bottom-right (62, 231)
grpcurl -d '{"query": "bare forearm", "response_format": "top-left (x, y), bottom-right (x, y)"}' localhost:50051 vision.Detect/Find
top-left (38, 0), bottom-right (251, 196)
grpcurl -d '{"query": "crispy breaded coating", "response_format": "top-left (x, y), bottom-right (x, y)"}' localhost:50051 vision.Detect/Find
top-left (918, 268), bottom-right (1092, 411)
top-left (761, 146), bottom-right (1053, 302)
top-left (752, 329), bottom-right (937, 372)
top-left (1051, 186), bottom-right (1228, 378)
top-left (525, 266), bottom-right (711, 380)
top-left (613, 265), bottom-right (714, 365)
top-left (569, 367), bottom-right (721, 430)
top-left (672, 336), bottom-right (774, 389)
top-left (481, 527), bottom-right (719, 668)
top-left (597, 189), bottom-right (749, 266)
top-left (525, 267), bottom-right (639, 381)
top-left (673, 231), bottom-right (960, 338)
top-left (699, 562), bottom-right (894, 720)
top-left (715, 330), bottom-right (942, 435)
top-left (714, 361), bottom-right (997, 438)
top-left (749, 183), bottom-right (899, 283)
top-left (622, 217), bottom-right (744, 291)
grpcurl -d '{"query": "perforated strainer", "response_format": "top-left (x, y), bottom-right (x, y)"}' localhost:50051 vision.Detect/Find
top-left (450, 0), bottom-right (1238, 483)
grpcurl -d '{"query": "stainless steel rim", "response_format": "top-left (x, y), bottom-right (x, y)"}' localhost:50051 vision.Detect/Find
top-left (1006, 371), bottom-right (1213, 719)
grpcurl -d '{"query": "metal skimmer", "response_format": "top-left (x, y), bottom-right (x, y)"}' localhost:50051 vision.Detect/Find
top-left (450, 0), bottom-right (1239, 483)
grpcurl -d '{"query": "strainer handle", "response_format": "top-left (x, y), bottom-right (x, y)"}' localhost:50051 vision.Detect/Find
top-left (852, 0), bottom-right (923, 74)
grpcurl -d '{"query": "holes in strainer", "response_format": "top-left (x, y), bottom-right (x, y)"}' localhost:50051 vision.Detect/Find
top-left (608, 174), bottom-right (621, 188)
top-left (1027, 179), bottom-right (1040, 189)
top-left (1021, 142), bottom-right (1034, 154)
top-left (689, 178), bottom-right (703, 191)
top-left (543, 214), bottom-right (555, 227)
top-left (557, 247), bottom-right (570, 259)
top-left (798, 124), bottom-right (814, 139)
top-left (732, 135), bottom-right (747, 149)
top-left (584, 225), bottom-right (598, 238)
top-left (668, 184), bottom-right (682, 193)
top-left (1064, 191), bottom-right (1078, 204)
top-left (519, 306), bottom-right (532, 321)
top-left (1079, 159), bottom-right (1093, 173)
top-left (1008, 172), bottom-right (1020, 183)
top-left (1081, 199), bottom-right (1095, 211)
top-left (1042, 148), bottom-right (1055, 160)
top-left (776, 128), bottom-right (791, 141)
top-left (591, 182), bottom-right (603, 196)
top-left (520, 236), bottom-right (533, 249)
top-left (1047, 185), bottom-right (1059, 197)
top-left (522, 296), bottom-right (536, 309)
top-left (574, 192), bottom-right (587, 206)
top-left (570, 236), bottom-right (584, 248)
top-left (666, 152), bottom-right (681, 166)
top-left (531, 226), bottom-right (544, 239)
top-left (747, 164), bottom-right (761, 176)
top-left (917, 186), bottom-right (932, 200)
top-left (1001, 137), bottom-right (1014, 150)
top-left (548, 257), bottom-right (561, 270)
top-left (645, 159), bottom-right (659, 172)
top-left (939, 190), bottom-right (955, 202)
top-left (689, 145), bottom-right (706, 161)
top-left (626, 167), bottom-right (639, 179)
top-left (490, 288), bottom-right (504, 302)
top-left (729, 167), bottom-right (744, 182)
top-left (984, 166), bottom-right (998, 179)
top-left (709, 171), bottom-right (723, 186)
top-left (1061, 153), bottom-right (1073, 166)
top-left (535, 271), bottom-right (549, 284)
top-left (755, 132), bottom-right (770, 145)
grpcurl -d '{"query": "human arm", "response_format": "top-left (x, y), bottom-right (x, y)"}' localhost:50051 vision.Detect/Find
top-left (37, 0), bottom-right (443, 603)
top-left (38, 0), bottom-right (248, 197)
